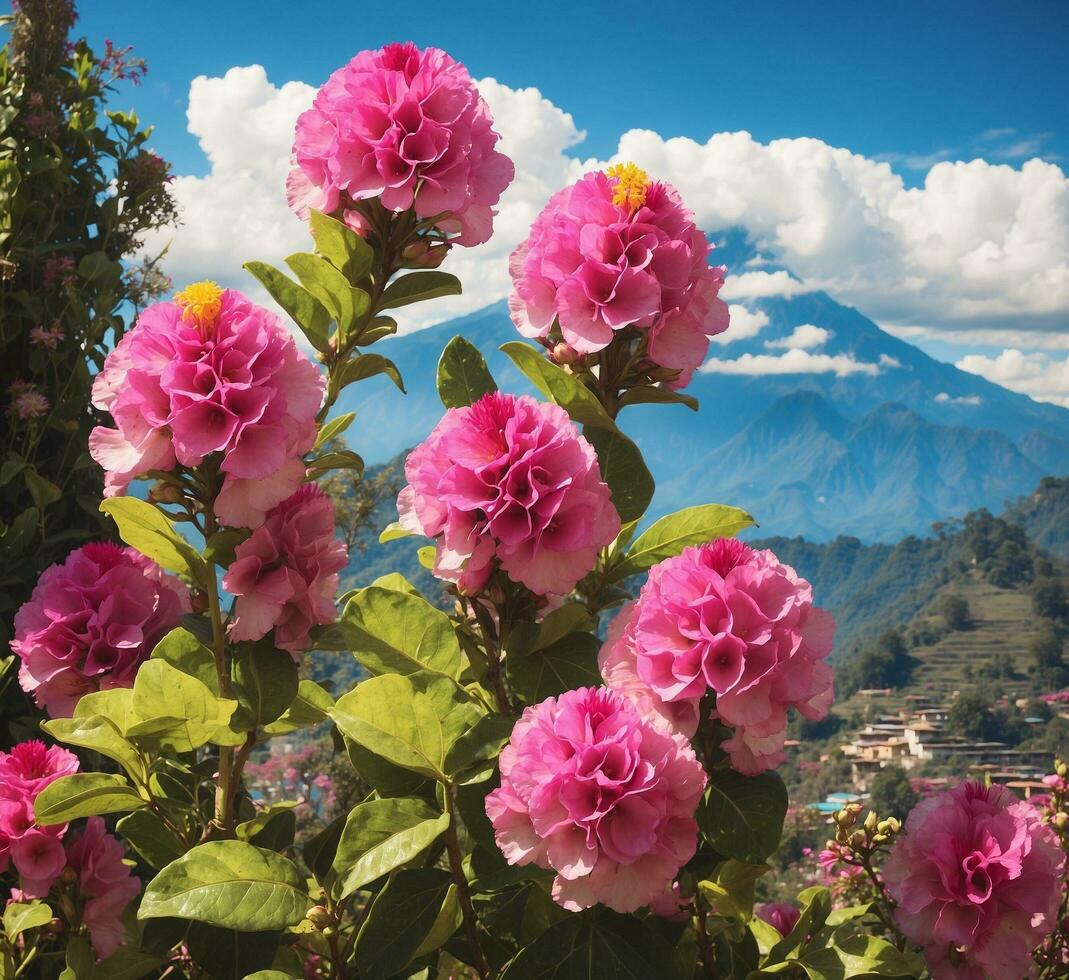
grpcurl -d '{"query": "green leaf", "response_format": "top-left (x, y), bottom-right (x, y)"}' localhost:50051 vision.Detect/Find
top-left (766, 885), bottom-right (832, 962)
top-left (500, 341), bottom-right (617, 430)
top-left (697, 860), bottom-right (769, 922)
top-left (352, 869), bottom-right (454, 980)
top-left (285, 251), bottom-right (370, 342)
top-left (24, 468), bottom-right (61, 510)
top-left (412, 884), bottom-right (461, 959)
top-left (444, 713), bottom-right (514, 773)
top-left (314, 411), bottom-right (356, 451)
top-left (3, 901), bottom-right (52, 938)
top-left (799, 928), bottom-right (925, 979)
top-left (59, 935), bottom-right (95, 980)
top-left (333, 798), bottom-right (449, 899)
top-left (91, 943), bottom-right (163, 980)
top-left (262, 679), bottom-right (333, 736)
top-left (500, 911), bottom-right (688, 979)
top-left (34, 773), bottom-right (144, 826)
top-left (243, 260), bottom-right (331, 353)
top-left (186, 921), bottom-right (281, 980)
top-left (697, 770), bottom-right (788, 863)
top-left (378, 520), bottom-right (415, 544)
top-left (616, 385), bottom-right (700, 412)
top-left (344, 738), bottom-right (433, 799)
top-left (437, 335), bottom-right (497, 408)
top-left (303, 813), bottom-right (347, 883)
top-left (507, 631), bottom-right (601, 705)
top-left (342, 586), bottom-right (464, 680)
top-left (534, 603), bottom-right (597, 649)
top-left (309, 209), bottom-right (373, 280)
top-left (380, 271), bottom-right (461, 310)
top-left (73, 688), bottom-right (140, 734)
top-left (117, 810), bottom-right (186, 870)
top-left (43, 714), bottom-right (144, 781)
top-left (613, 503), bottom-right (755, 580)
top-left (131, 660), bottom-right (239, 752)
top-left (151, 627), bottom-right (219, 693)
top-left (584, 426), bottom-right (654, 524)
top-left (138, 841), bottom-right (310, 930)
top-left (100, 498), bottom-right (208, 585)
top-left (231, 643), bottom-right (299, 729)
top-left (332, 672), bottom-right (484, 781)
top-left (203, 529), bottom-right (248, 569)
top-left (336, 351), bottom-right (406, 392)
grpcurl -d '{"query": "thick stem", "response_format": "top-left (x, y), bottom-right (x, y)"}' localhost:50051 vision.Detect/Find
top-left (205, 571), bottom-right (236, 833)
top-left (443, 787), bottom-right (490, 980)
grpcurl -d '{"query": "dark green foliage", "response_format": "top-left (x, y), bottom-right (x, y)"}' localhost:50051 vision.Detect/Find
top-left (867, 766), bottom-right (918, 820)
top-left (1033, 575), bottom-right (1069, 624)
top-left (935, 592), bottom-right (971, 631)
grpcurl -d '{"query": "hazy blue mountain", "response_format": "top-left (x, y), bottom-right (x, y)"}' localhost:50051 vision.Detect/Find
top-left (335, 242), bottom-right (1069, 542)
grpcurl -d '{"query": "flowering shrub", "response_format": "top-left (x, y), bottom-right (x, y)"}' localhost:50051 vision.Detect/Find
top-left (3, 28), bottom-right (1068, 980)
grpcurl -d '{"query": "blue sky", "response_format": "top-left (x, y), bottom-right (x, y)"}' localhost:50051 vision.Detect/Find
top-left (71, 1), bottom-right (1069, 407)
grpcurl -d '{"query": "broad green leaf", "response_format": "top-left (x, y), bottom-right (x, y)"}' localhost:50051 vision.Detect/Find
top-left (767, 885), bottom-right (832, 963)
top-left (584, 426), bottom-right (654, 524)
top-left (332, 672), bottom-right (484, 780)
top-left (500, 341), bottom-right (617, 430)
top-left (613, 503), bottom-right (755, 579)
top-left (230, 643), bottom-right (299, 729)
top-left (305, 448), bottom-right (364, 476)
top-left (34, 773), bottom-right (144, 826)
top-left (333, 798), bottom-right (449, 899)
top-left (507, 632), bottom-right (601, 705)
top-left (3, 901), bottom-right (52, 938)
top-left (314, 411), bottom-right (356, 451)
top-left (203, 529), bottom-right (247, 568)
top-left (698, 770), bottom-right (788, 863)
top-left (262, 679), bottom-right (333, 736)
top-left (117, 810), bottom-right (186, 870)
top-left (285, 251), bottom-right (370, 342)
top-left (378, 520), bottom-right (415, 544)
top-left (131, 660), bottom-right (239, 752)
top-left (535, 603), bottom-right (597, 649)
top-left (443, 713), bottom-right (514, 773)
top-left (24, 468), bottom-right (61, 509)
top-left (73, 688), bottom-right (139, 734)
top-left (370, 572), bottom-right (418, 594)
top-left (243, 260), bottom-right (331, 353)
top-left (95, 944), bottom-right (164, 980)
top-left (342, 586), bottom-right (464, 680)
top-left (100, 498), bottom-right (207, 585)
top-left (616, 385), bottom-right (700, 412)
top-left (345, 737), bottom-right (433, 799)
top-left (151, 627), bottom-right (219, 693)
top-left (500, 911), bottom-right (688, 980)
top-left (352, 869), bottom-right (454, 980)
top-left (336, 352), bottom-right (405, 392)
top-left (43, 714), bottom-right (144, 781)
top-left (309, 209), bottom-right (373, 280)
top-left (799, 928), bottom-right (925, 979)
top-left (186, 921), bottom-right (281, 980)
top-left (138, 841), bottom-right (309, 930)
top-left (412, 884), bottom-right (461, 959)
top-left (697, 860), bottom-right (769, 922)
top-left (235, 802), bottom-right (300, 847)
top-left (59, 935), bottom-right (95, 980)
top-left (303, 813), bottom-right (347, 883)
top-left (437, 335), bottom-right (497, 408)
top-left (380, 271), bottom-right (461, 310)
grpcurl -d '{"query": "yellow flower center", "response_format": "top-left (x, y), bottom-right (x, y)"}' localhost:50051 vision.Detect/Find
top-left (607, 162), bottom-right (651, 211)
top-left (174, 280), bottom-right (223, 336)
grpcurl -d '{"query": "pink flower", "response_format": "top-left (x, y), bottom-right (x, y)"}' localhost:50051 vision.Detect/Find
top-left (509, 164), bottom-right (729, 388)
top-left (42, 256), bottom-right (76, 289)
top-left (398, 392), bottom-right (620, 596)
top-left (64, 817), bottom-right (140, 959)
top-left (648, 880), bottom-right (692, 921)
top-left (288, 42), bottom-right (514, 247)
top-left (12, 388), bottom-right (49, 420)
top-left (757, 901), bottom-right (801, 937)
top-left (11, 542), bottom-right (190, 717)
top-left (0, 740), bottom-right (79, 801)
top-left (883, 782), bottom-right (1065, 980)
top-left (29, 324), bottom-right (64, 349)
top-left (603, 538), bottom-right (835, 774)
top-left (89, 283), bottom-right (324, 528)
top-left (223, 484), bottom-right (348, 655)
top-left (10, 831), bottom-right (66, 898)
top-left (484, 686), bottom-right (706, 913)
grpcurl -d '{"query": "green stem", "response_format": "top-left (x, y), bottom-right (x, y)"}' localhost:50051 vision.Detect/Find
top-left (443, 785), bottom-right (491, 980)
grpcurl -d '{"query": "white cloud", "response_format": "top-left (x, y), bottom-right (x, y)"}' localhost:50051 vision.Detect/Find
top-left (879, 353), bottom-right (903, 368)
top-left (955, 349), bottom-right (1069, 408)
top-left (145, 63), bottom-right (1069, 347)
top-left (710, 304), bottom-right (768, 345)
top-left (701, 349), bottom-right (881, 378)
top-left (935, 392), bottom-right (982, 406)
top-left (765, 324), bottom-right (830, 350)
top-left (720, 270), bottom-right (814, 301)
top-left (882, 323), bottom-right (1069, 352)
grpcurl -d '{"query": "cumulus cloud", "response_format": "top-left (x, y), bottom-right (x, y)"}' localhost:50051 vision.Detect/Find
top-left (765, 324), bottom-right (830, 350)
top-left (145, 62), bottom-right (1069, 347)
top-left (935, 392), bottom-right (982, 406)
top-left (711, 305), bottom-right (769, 345)
top-left (879, 354), bottom-right (903, 368)
top-left (955, 349), bottom-right (1069, 408)
top-left (701, 349), bottom-right (881, 378)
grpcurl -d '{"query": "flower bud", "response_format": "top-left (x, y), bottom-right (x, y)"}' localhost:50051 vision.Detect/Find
top-left (307, 905), bottom-right (332, 929)
top-left (848, 830), bottom-right (866, 849)
top-left (863, 810), bottom-right (878, 833)
top-left (148, 481), bottom-right (184, 505)
top-left (1053, 811), bottom-right (1069, 831)
top-left (549, 342), bottom-right (578, 366)
top-left (1057, 759), bottom-right (1068, 778)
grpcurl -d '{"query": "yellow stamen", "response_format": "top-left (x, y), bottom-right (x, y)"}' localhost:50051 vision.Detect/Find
top-left (174, 280), bottom-right (223, 336)
top-left (607, 162), bottom-right (650, 211)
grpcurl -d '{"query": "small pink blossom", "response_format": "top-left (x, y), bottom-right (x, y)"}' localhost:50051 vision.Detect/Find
top-left (10, 831), bottom-right (67, 898)
top-left (29, 324), bottom-right (64, 349)
top-left (42, 256), bottom-right (76, 289)
top-left (757, 901), bottom-right (801, 936)
top-left (13, 388), bottom-right (49, 420)
top-left (0, 740), bottom-right (79, 801)
top-left (288, 42), bottom-right (514, 247)
top-left (224, 484), bottom-right (348, 655)
top-left (88, 285), bottom-right (324, 528)
top-left (398, 392), bottom-right (620, 596)
top-left (11, 542), bottom-right (190, 716)
top-left (602, 538), bottom-right (835, 774)
top-left (509, 167), bottom-right (729, 388)
top-left (485, 686), bottom-right (706, 913)
top-left (64, 817), bottom-right (140, 959)
top-left (883, 781), bottom-right (1064, 980)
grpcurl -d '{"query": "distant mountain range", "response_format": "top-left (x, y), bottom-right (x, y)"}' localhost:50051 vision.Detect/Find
top-left (337, 233), bottom-right (1069, 543)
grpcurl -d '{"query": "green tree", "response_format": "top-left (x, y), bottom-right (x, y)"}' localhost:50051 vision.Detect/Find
top-left (935, 592), bottom-right (971, 631)
top-left (1032, 576), bottom-right (1069, 624)
top-left (947, 690), bottom-right (1000, 741)
top-left (868, 765), bottom-right (918, 820)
